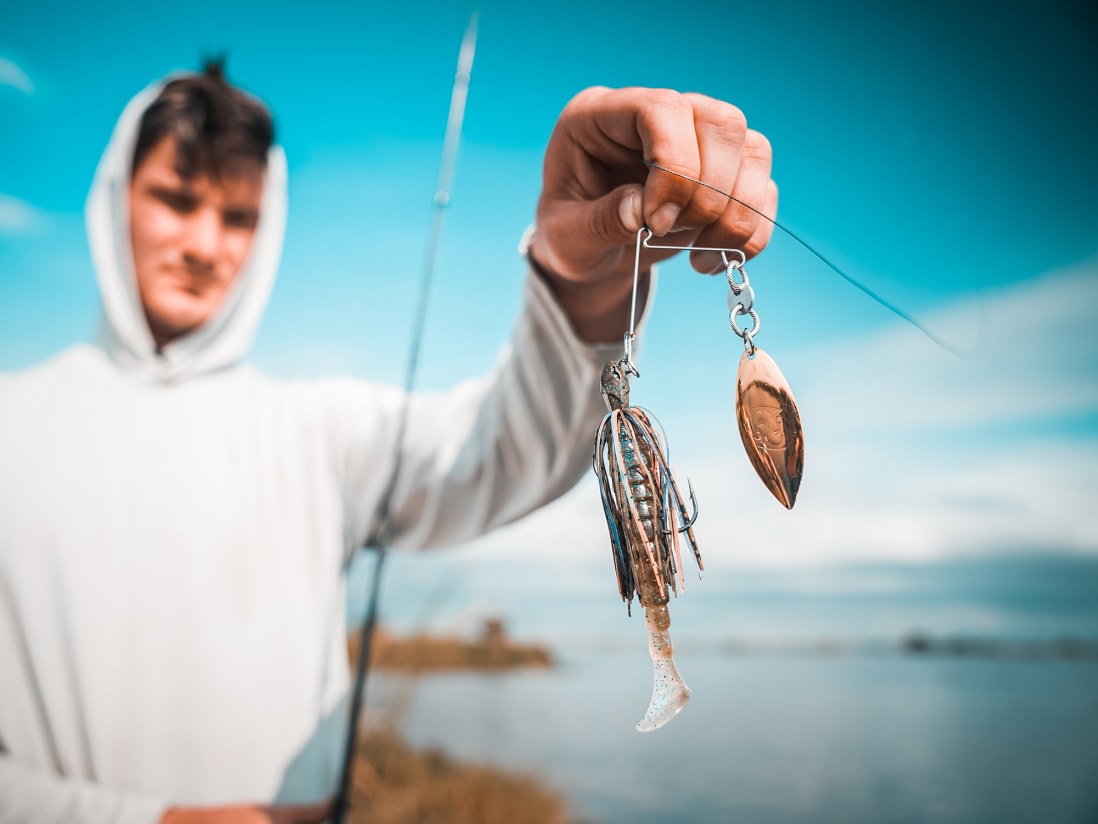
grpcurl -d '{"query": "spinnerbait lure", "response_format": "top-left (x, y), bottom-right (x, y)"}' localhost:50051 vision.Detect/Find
top-left (593, 221), bottom-right (804, 732)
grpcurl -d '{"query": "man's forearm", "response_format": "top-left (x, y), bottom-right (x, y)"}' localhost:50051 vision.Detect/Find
top-left (0, 754), bottom-right (168, 824)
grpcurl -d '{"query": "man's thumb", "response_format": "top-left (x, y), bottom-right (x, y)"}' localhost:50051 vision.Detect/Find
top-left (534, 184), bottom-right (645, 278)
top-left (591, 183), bottom-right (644, 245)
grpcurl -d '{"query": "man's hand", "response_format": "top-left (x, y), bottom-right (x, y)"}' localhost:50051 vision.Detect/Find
top-left (529, 86), bottom-right (778, 342)
top-left (161, 799), bottom-right (333, 824)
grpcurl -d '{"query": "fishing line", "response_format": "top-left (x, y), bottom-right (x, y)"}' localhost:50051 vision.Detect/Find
top-left (331, 8), bottom-right (479, 822)
top-left (643, 160), bottom-right (969, 355)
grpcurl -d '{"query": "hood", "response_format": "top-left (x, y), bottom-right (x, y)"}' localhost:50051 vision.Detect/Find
top-left (85, 74), bottom-right (288, 383)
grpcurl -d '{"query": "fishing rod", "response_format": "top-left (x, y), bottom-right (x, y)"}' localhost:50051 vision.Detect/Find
top-left (331, 8), bottom-right (480, 823)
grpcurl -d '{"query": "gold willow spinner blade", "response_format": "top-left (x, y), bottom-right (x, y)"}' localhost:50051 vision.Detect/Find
top-left (640, 229), bottom-right (805, 509)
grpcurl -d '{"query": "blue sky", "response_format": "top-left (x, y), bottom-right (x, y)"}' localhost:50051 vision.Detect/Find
top-left (2, 0), bottom-right (1096, 585)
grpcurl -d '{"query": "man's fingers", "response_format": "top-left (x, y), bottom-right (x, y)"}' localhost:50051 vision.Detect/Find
top-left (675, 94), bottom-right (747, 232)
top-left (624, 89), bottom-right (706, 235)
top-left (691, 128), bottom-right (773, 262)
top-left (264, 799), bottom-right (334, 824)
top-left (637, 93), bottom-right (750, 237)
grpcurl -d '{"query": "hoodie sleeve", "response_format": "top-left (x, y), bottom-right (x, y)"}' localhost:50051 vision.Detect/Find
top-left (0, 755), bottom-right (168, 824)
top-left (329, 258), bottom-right (650, 555)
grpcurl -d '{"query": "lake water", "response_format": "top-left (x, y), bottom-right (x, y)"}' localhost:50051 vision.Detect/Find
top-left (351, 551), bottom-right (1098, 823)
top-left (368, 650), bottom-right (1098, 824)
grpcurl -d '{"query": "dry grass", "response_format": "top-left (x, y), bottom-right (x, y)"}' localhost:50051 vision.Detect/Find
top-left (348, 727), bottom-right (573, 824)
top-left (351, 619), bottom-right (553, 674)
top-left (344, 619), bottom-right (579, 823)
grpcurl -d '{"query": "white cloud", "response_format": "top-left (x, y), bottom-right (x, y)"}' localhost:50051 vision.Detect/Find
top-left (0, 194), bottom-right (45, 234)
top-left (0, 57), bottom-right (34, 94)
top-left (791, 256), bottom-right (1098, 431)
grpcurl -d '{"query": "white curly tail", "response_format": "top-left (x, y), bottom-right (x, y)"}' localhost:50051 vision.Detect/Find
top-left (635, 606), bottom-right (691, 732)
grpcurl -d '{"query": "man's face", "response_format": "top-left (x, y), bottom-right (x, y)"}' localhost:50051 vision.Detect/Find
top-left (128, 137), bottom-right (264, 347)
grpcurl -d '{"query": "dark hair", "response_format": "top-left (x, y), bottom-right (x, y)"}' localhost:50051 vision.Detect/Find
top-left (132, 59), bottom-right (274, 180)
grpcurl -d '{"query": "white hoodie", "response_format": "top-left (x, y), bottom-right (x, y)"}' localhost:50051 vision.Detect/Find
top-left (0, 77), bottom-right (630, 822)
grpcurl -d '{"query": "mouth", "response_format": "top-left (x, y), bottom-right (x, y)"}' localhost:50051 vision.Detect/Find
top-left (160, 265), bottom-right (219, 296)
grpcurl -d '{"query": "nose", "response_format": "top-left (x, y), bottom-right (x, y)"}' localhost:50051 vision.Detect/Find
top-left (181, 207), bottom-right (223, 272)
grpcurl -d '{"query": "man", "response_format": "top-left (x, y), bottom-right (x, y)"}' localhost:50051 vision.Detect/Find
top-left (0, 64), bottom-right (776, 822)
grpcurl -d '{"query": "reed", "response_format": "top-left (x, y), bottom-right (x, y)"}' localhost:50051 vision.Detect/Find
top-left (349, 727), bottom-right (572, 824)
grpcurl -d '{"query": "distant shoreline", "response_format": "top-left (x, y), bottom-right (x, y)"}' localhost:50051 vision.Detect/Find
top-left (351, 619), bottom-right (1098, 669)
top-left (350, 617), bottom-right (553, 674)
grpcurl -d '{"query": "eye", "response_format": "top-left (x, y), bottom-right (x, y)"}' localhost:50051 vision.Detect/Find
top-left (150, 186), bottom-right (198, 214)
top-left (223, 208), bottom-right (259, 230)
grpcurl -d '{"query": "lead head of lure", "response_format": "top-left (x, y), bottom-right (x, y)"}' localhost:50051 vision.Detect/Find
top-left (600, 360), bottom-right (631, 411)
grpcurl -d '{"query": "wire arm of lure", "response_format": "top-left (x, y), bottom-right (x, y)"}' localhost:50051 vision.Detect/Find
top-left (639, 226), bottom-right (747, 269)
top-left (619, 228), bottom-right (649, 377)
top-left (625, 227), bottom-right (749, 376)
